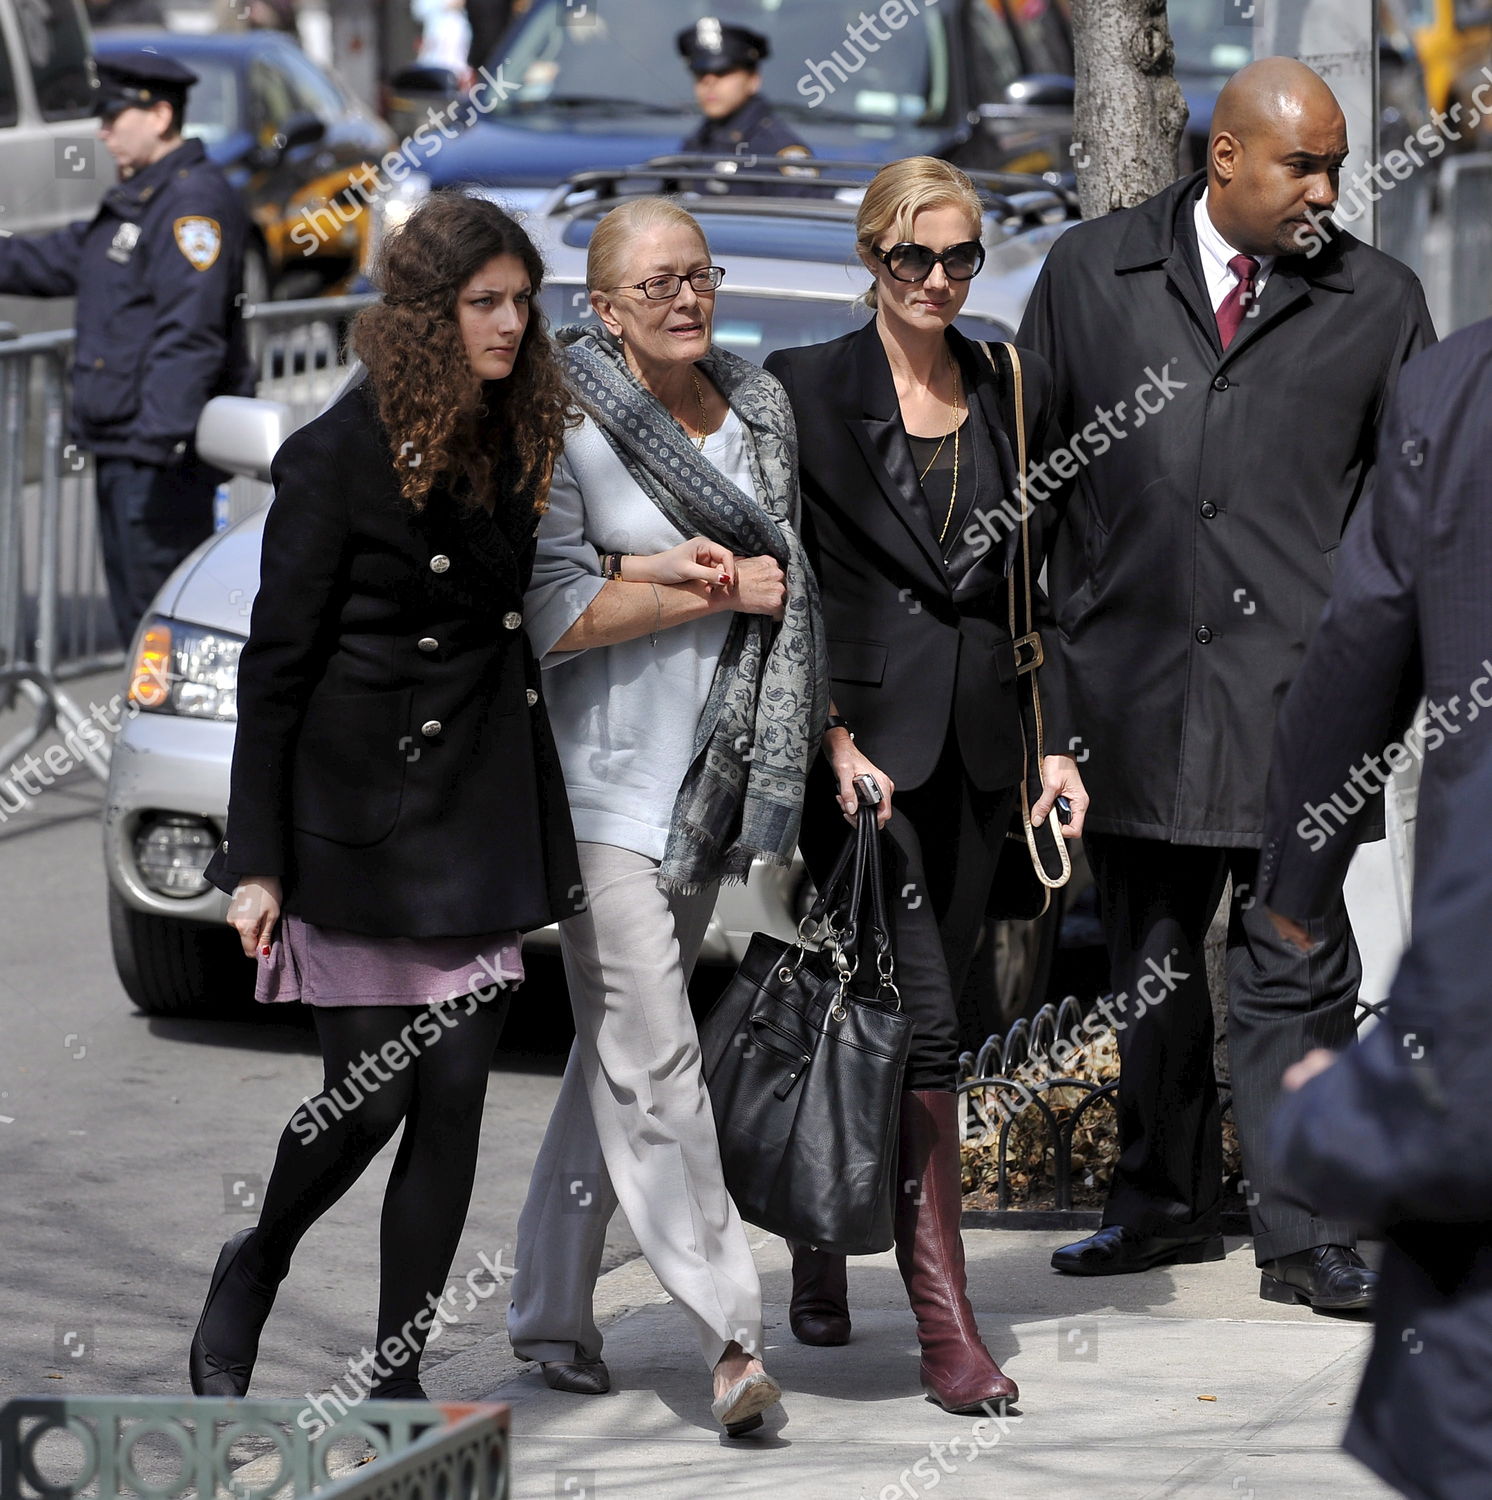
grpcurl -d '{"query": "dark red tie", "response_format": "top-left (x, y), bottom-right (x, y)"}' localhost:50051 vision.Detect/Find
top-left (1215, 253), bottom-right (1260, 349)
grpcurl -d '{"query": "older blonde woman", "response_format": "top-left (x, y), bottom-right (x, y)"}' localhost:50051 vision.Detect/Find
top-left (504, 198), bottom-right (839, 1436)
top-left (765, 157), bottom-right (1089, 1415)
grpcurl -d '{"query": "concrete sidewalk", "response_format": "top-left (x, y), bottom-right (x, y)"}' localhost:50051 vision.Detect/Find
top-left (428, 1230), bottom-right (1395, 1500)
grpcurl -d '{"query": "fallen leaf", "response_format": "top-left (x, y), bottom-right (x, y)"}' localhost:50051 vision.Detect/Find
top-left (1197, 1394), bottom-right (1217, 1402)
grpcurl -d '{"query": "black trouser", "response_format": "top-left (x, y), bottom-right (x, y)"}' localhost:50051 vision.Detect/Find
top-left (799, 734), bottom-right (1016, 1092)
top-left (94, 455), bottom-right (216, 646)
top-left (1084, 833), bottom-right (1362, 1262)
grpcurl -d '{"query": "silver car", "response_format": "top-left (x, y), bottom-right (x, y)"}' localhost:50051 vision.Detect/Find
top-left (104, 167), bottom-right (1081, 1025)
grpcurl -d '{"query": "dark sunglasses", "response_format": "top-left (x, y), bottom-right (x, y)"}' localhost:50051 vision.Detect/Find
top-left (873, 239), bottom-right (986, 283)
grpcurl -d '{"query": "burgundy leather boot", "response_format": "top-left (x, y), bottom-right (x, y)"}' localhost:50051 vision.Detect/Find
top-left (893, 1089), bottom-right (1019, 1413)
top-left (788, 1242), bottom-right (851, 1346)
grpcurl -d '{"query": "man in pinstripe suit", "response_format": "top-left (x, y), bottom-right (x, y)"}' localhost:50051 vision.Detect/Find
top-left (1260, 316), bottom-right (1492, 987)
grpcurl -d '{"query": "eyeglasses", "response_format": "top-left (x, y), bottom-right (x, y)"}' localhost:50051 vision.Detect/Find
top-left (873, 240), bottom-right (985, 283)
top-left (615, 266), bottom-right (726, 300)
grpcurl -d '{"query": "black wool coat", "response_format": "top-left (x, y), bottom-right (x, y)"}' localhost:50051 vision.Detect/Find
top-left (206, 380), bottom-right (582, 937)
top-left (1017, 170), bottom-right (1435, 846)
top-left (765, 322), bottom-right (1062, 795)
top-left (1259, 320), bottom-right (1492, 920)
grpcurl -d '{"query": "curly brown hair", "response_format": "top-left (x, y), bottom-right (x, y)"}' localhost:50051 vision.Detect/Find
top-left (350, 191), bottom-right (578, 515)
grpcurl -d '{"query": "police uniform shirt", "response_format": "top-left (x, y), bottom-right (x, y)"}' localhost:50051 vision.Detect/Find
top-left (0, 137), bottom-right (254, 466)
top-left (681, 93), bottom-right (815, 194)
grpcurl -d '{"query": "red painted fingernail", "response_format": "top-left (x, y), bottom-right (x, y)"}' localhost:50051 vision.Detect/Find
top-left (261, 945), bottom-right (271, 956)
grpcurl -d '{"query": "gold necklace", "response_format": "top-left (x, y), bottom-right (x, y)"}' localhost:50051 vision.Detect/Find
top-left (913, 355), bottom-right (962, 543)
top-left (686, 371), bottom-right (708, 449)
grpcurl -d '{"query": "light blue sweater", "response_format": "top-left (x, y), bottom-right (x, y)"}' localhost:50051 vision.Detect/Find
top-left (524, 412), bottom-right (757, 862)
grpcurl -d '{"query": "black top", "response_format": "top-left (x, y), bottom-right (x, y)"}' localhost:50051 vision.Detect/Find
top-left (905, 409), bottom-right (1002, 574)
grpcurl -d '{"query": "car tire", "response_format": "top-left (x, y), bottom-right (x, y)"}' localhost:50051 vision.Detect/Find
top-left (109, 886), bottom-right (256, 1018)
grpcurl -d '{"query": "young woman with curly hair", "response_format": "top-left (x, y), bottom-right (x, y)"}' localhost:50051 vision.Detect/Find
top-left (187, 191), bottom-right (582, 1403)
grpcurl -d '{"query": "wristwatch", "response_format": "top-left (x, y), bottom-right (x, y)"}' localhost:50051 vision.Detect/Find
top-left (600, 552), bottom-right (625, 580)
top-left (824, 713), bottom-right (853, 739)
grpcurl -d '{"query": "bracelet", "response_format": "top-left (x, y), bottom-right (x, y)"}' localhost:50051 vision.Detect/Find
top-left (648, 582), bottom-right (662, 646)
top-left (600, 551), bottom-right (625, 581)
top-left (824, 713), bottom-right (853, 739)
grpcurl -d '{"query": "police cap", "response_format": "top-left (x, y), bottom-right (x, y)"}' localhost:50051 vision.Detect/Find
top-left (675, 17), bottom-right (770, 75)
top-left (94, 49), bottom-right (198, 119)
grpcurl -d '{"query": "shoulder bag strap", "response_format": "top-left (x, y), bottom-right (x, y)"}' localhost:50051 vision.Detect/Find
top-left (983, 341), bottom-right (1072, 891)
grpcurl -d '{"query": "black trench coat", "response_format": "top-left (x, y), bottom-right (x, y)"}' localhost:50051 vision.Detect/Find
top-left (206, 380), bottom-right (581, 937)
top-left (1017, 170), bottom-right (1434, 846)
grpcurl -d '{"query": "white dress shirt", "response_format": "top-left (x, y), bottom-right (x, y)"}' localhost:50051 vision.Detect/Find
top-left (1193, 188), bottom-right (1276, 313)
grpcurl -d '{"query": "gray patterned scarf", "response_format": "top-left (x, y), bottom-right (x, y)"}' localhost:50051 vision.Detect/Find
top-left (559, 322), bottom-right (829, 892)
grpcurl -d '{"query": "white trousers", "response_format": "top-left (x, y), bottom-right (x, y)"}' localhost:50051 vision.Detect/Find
top-left (507, 842), bottom-right (763, 1368)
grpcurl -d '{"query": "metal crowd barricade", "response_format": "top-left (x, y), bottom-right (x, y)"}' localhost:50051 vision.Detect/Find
top-left (0, 293), bottom-right (373, 781)
top-left (956, 992), bottom-right (1388, 1225)
top-left (0, 1395), bottom-right (510, 1500)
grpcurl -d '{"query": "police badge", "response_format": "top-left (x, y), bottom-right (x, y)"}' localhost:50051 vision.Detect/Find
top-left (173, 216), bottom-right (222, 271)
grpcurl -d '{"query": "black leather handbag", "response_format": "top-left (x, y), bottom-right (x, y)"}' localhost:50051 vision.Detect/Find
top-left (698, 805), bottom-right (912, 1255)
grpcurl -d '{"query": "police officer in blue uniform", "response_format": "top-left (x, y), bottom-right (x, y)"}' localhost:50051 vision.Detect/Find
top-left (0, 51), bottom-right (255, 645)
top-left (676, 18), bottom-right (816, 195)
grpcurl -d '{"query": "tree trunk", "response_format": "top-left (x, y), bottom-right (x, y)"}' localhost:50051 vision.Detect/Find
top-left (1070, 0), bottom-right (1189, 218)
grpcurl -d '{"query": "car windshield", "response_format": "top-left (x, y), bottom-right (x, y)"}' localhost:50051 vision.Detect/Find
top-left (1165, 0), bottom-right (1255, 76)
top-left (537, 285), bottom-right (1009, 359)
top-left (491, 0), bottom-right (949, 125)
top-left (177, 56), bottom-right (239, 147)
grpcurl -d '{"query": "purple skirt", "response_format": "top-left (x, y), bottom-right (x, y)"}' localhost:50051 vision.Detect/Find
top-left (255, 914), bottom-right (524, 1007)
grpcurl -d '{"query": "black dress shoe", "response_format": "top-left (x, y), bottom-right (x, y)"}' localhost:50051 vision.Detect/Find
top-left (1051, 1223), bottom-right (1226, 1276)
top-left (1259, 1245), bottom-right (1376, 1311)
top-left (540, 1360), bottom-right (611, 1395)
top-left (189, 1228), bottom-right (277, 1397)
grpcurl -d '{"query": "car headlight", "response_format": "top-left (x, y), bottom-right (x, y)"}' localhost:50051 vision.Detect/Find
top-left (129, 619), bottom-right (244, 721)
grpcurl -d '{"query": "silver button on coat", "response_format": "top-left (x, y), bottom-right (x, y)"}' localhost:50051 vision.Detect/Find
top-left (429, 554), bottom-right (451, 574)
top-left (503, 611), bottom-right (522, 630)
top-left (525, 688), bottom-right (538, 706)
top-left (417, 637), bottom-right (438, 652)
top-left (420, 720), bottom-right (442, 738)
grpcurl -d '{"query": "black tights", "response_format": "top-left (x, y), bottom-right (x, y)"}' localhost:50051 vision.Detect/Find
top-left (207, 996), bottom-right (507, 1390)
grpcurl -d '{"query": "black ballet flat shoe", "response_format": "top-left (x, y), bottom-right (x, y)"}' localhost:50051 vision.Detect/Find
top-left (540, 1360), bottom-right (611, 1395)
top-left (189, 1227), bottom-right (275, 1397)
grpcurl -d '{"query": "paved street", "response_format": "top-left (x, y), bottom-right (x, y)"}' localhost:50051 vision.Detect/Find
top-left (1, 673), bottom-right (1395, 1499)
top-left (0, 669), bottom-right (638, 1405)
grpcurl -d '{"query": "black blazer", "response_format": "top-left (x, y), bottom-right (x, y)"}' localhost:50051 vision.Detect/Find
top-left (1258, 319), bottom-right (1492, 919)
top-left (1018, 170), bottom-right (1435, 846)
top-left (206, 380), bottom-right (581, 938)
top-left (765, 322), bottom-right (1059, 794)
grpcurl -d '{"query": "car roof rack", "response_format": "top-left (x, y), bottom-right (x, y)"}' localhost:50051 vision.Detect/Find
top-left (538, 156), bottom-right (1079, 229)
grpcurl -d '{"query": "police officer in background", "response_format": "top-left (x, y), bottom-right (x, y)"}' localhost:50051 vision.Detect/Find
top-left (0, 51), bottom-right (255, 646)
top-left (676, 18), bottom-right (816, 195)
